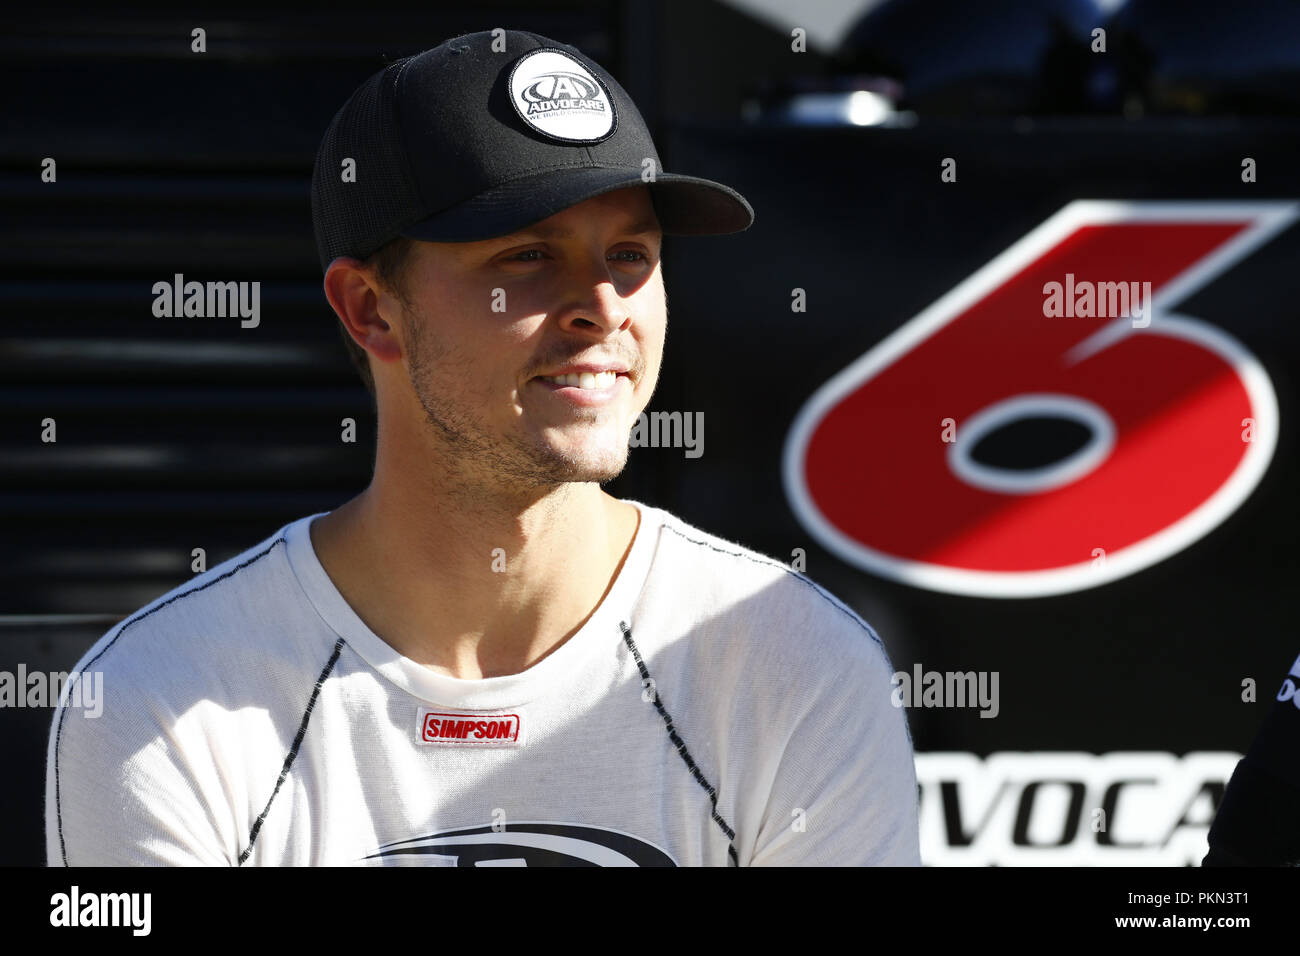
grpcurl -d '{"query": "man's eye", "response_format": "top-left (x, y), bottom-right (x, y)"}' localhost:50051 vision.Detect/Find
top-left (506, 249), bottom-right (649, 264)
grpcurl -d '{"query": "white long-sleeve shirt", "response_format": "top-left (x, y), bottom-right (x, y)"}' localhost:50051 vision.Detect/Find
top-left (46, 499), bottom-right (919, 866)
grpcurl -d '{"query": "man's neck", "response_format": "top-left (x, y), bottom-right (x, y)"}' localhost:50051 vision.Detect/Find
top-left (309, 477), bottom-right (640, 681)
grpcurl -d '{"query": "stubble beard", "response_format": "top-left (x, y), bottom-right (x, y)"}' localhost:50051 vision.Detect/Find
top-left (403, 305), bottom-right (633, 493)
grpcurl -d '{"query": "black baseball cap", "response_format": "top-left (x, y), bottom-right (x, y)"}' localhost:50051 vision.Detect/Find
top-left (311, 29), bottom-right (755, 272)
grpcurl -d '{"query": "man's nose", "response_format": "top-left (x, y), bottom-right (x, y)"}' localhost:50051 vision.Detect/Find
top-left (555, 255), bottom-right (633, 335)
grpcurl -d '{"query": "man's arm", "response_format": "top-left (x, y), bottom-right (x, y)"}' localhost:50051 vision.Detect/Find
top-left (46, 669), bottom-right (235, 866)
top-left (747, 617), bottom-right (921, 866)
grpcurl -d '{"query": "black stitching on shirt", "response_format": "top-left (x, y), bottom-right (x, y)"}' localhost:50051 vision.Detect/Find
top-left (237, 636), bottom-right (345, 865)
top-left (659, 523), bottom-right (885, 648)
top-left (619, 620), bottom-right (740, 866)
top-left (55, 534), bottom-right (288, 867)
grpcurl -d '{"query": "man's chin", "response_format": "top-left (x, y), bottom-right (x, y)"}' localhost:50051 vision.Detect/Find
top-left (534, 443), bottom-right (630, 485)
top-left (554, 456), bottom-right (629, 485)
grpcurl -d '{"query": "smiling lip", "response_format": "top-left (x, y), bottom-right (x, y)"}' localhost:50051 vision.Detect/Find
top-left (531, 372), bottom-right (629, 407)
top-left (533, 363), bottom-right (630, 378)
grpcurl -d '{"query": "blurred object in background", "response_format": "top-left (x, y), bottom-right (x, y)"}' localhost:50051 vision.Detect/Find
top-left (742, 73), bottom-right (913, 127)
top-left (1109, 0), bottom-right (1300, 117)
top-left (834, 0), bottom-right (1114, 116)
top-left (741, 0), bottom-right (1300, 123)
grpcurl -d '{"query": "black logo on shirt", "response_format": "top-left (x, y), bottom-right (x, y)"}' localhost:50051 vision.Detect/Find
top-left (363, 822), bottom-right (677, 866)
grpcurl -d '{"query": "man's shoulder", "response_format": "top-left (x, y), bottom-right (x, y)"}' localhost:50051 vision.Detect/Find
top-left (70, 516), bottom-right (323, 693)
top-left (640, 506), bottom-right (913, 766)
top-left (646, 506), bottom-right (889, 666)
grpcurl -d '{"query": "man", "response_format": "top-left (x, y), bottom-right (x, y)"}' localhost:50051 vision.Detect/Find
top-left (47, 29), bottom-right (920, 866)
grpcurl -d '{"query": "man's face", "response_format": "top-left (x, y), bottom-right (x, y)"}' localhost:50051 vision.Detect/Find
top-left (388, 186), bottom-right (665, 489)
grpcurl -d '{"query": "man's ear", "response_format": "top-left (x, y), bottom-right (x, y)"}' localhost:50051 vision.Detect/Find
top-left (323, 257), bottom-right (403, 363)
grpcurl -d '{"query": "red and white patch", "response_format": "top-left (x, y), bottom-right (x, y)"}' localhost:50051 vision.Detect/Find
top-left (417, 710), bottom-right (524, 747)
top-left (783, 200), bottom-right (1297, 598)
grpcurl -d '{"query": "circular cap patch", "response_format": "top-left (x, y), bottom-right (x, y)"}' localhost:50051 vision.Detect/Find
top-left (508, 48), bottom-right (616, 143)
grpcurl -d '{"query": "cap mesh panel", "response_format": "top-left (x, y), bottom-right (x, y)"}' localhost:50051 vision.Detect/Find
top-left (310, 58), bottom-right (426, 272)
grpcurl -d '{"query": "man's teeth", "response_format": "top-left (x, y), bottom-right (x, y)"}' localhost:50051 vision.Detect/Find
top-left (541, 370), bottom-right (620, 389)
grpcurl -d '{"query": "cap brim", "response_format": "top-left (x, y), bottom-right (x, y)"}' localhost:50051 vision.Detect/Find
top-left (399, 166), bottom-right (754, 242)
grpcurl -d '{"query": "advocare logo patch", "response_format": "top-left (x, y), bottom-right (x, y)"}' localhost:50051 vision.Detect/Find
top-left (509, 48), bottom-right (615, 143)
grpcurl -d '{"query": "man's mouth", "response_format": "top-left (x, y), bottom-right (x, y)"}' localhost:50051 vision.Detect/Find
top-left (536, 370), bottom-right (625, 390)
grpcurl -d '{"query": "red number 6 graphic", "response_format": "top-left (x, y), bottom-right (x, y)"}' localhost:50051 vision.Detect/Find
top-left (783, 201), bottom-right (1296, 597)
